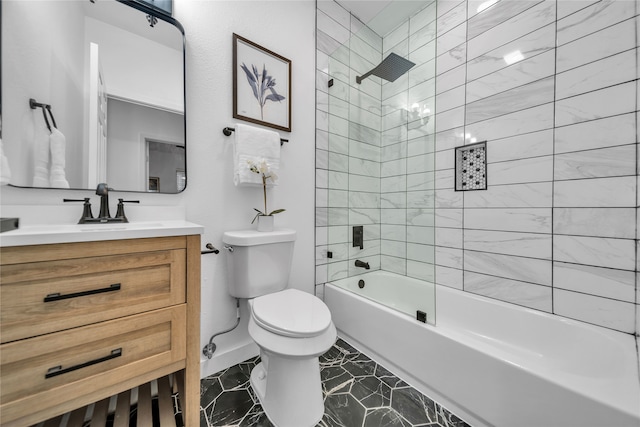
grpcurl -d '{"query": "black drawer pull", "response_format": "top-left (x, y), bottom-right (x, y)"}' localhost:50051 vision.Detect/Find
top-left (45, 348), bottom-right (122, 379)
top-left (44, 283), bottom-right (121, 302)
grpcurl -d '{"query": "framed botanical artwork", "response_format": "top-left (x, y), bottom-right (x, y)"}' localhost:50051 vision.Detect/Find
top-left (233, 33), bottom-right (291, 132)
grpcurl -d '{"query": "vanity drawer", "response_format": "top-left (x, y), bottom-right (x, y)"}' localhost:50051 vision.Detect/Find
top-left (0, 248), bottom-right (186, 343)
top-left (0, 305), bottom-right (186, 422)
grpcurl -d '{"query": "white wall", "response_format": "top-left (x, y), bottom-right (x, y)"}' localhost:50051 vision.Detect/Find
top-left (174, 0), bottom-right (316, 377)
top-left (0, 0), bottom-right (317, 378)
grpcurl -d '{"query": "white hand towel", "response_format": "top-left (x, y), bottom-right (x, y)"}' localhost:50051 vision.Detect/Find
top-left (233, 123), bottom-right (281, 187)
top-left (32, 129), bottom-right (50, 187)
top-left (49, 128), bottom-right (69, 188)
top-left (0, 139), bottom-right (11, 185)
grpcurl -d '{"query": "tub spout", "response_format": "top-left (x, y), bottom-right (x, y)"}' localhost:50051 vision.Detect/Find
top-left (355, 259), bottom-right (370, 270)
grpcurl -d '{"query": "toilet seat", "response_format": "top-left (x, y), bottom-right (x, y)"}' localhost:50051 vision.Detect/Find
top-left (251, 289), bottom-right (332, 338)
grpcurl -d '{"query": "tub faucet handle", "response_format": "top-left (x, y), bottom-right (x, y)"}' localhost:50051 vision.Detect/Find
top-left (355, 259), bottom-right (370, 270)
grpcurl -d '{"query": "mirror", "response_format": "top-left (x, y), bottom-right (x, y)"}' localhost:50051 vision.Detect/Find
top-left (1, 0), bottom-right (186, 193)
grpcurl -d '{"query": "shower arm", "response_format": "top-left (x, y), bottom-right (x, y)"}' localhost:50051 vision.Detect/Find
top-left (356, 70), bottom-right (374, 85)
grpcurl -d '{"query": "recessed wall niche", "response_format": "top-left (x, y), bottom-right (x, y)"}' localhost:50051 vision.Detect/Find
top-left (455, 141), bottom-right (487, 191)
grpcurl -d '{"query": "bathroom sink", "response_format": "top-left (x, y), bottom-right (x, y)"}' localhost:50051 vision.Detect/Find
top-left (0, 220), bottom-right (203, 247)
top-left (79, 222), bottom-right (163, 232)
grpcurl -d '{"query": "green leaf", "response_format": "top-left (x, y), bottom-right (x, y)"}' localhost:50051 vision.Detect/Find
top-left (268, 209), bottom-right (285, 215)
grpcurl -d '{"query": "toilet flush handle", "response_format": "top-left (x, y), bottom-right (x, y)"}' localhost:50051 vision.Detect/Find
top-left (223, 245), bottom-right (234, 253)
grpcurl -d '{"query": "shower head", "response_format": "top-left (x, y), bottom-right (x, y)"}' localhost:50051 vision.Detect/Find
top-left (356, 53), bottom-right (416, 84)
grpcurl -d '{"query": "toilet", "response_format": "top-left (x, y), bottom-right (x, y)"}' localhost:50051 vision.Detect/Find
top-left (222, 228), bottom-right (336, 427)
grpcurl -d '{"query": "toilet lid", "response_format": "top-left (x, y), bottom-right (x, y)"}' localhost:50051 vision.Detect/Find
top-left (252, 289), bottom-right (332, 338)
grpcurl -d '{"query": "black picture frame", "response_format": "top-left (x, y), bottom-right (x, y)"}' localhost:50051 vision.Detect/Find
top-left (233, 33), bottom-right (291, 132)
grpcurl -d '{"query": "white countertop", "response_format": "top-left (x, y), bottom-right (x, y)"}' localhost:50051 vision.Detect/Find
top-left (0, 220), bottom-right (204, 247)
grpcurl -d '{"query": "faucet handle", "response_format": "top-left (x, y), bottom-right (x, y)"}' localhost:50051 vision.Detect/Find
top-left (115, 199), bottom-right (140, 223)
top-left (63, 198), bottom-right (94, 224)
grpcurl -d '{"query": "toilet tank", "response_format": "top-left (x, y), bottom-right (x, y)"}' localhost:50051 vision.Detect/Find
top-left (222, 229), bottom-right (296, 298)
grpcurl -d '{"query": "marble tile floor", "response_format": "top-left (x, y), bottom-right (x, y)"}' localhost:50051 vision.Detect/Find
top-left (200, 338), bottom-right (471, 427)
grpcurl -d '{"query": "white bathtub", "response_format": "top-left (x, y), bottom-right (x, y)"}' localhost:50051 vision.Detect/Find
top-left (325, 271), bottom-right (640, 427)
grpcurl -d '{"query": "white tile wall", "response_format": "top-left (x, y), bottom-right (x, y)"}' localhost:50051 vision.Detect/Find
top-left (317, 0), bottom-right (639, 335)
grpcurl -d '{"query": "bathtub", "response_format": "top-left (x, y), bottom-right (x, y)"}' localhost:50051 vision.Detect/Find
top-left (325, 271), bottom-right (640, 427)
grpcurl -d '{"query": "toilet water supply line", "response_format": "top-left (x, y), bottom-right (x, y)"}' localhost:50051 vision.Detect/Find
top-left (203, 298), bottom-right (241, 359)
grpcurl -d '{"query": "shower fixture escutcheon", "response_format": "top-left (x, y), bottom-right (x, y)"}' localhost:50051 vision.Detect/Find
top-left (356, 53), bottom-right (416, 84)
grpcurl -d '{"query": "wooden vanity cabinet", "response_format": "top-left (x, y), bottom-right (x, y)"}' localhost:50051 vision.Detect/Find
top-left (0, 235), bottom-right (201, 427)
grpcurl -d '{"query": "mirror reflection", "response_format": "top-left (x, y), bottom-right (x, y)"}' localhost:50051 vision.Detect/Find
top-left (1, 0), bottom-right (185, 193)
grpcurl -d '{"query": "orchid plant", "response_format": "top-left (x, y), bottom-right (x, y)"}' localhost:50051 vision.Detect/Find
top-left (240, 63), bottom-right (285, 120)
top-left (247, 158), bottom-right (285, 224)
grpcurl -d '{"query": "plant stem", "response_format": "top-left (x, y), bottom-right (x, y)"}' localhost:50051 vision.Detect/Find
top-left (263, 175), bottom-right (267, 215)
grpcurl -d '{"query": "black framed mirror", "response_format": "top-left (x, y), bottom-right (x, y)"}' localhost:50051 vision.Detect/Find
top-left (1, 0), bottom-right (186, 193)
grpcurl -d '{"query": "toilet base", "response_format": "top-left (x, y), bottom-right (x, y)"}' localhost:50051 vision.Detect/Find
top-left (250, 355), bottom-right (324, 427)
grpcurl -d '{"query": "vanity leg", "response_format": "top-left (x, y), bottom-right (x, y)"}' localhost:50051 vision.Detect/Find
top-left (185, 235), bottom-right (202, 425)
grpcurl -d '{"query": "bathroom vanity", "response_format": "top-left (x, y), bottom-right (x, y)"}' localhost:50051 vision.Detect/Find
top-left (0, 222), bottom-right (202, 426)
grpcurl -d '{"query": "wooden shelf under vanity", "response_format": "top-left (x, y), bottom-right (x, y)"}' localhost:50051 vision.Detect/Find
top-left (0, 234), bottom-right (201, 427)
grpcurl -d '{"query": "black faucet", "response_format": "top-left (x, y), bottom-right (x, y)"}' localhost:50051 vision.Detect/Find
top-left (355, 259), bottom-right (370, 270)
top-left (96, 183), bottom-right (111, 220)
top-left (64, 184), bottom-right (139, 224)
